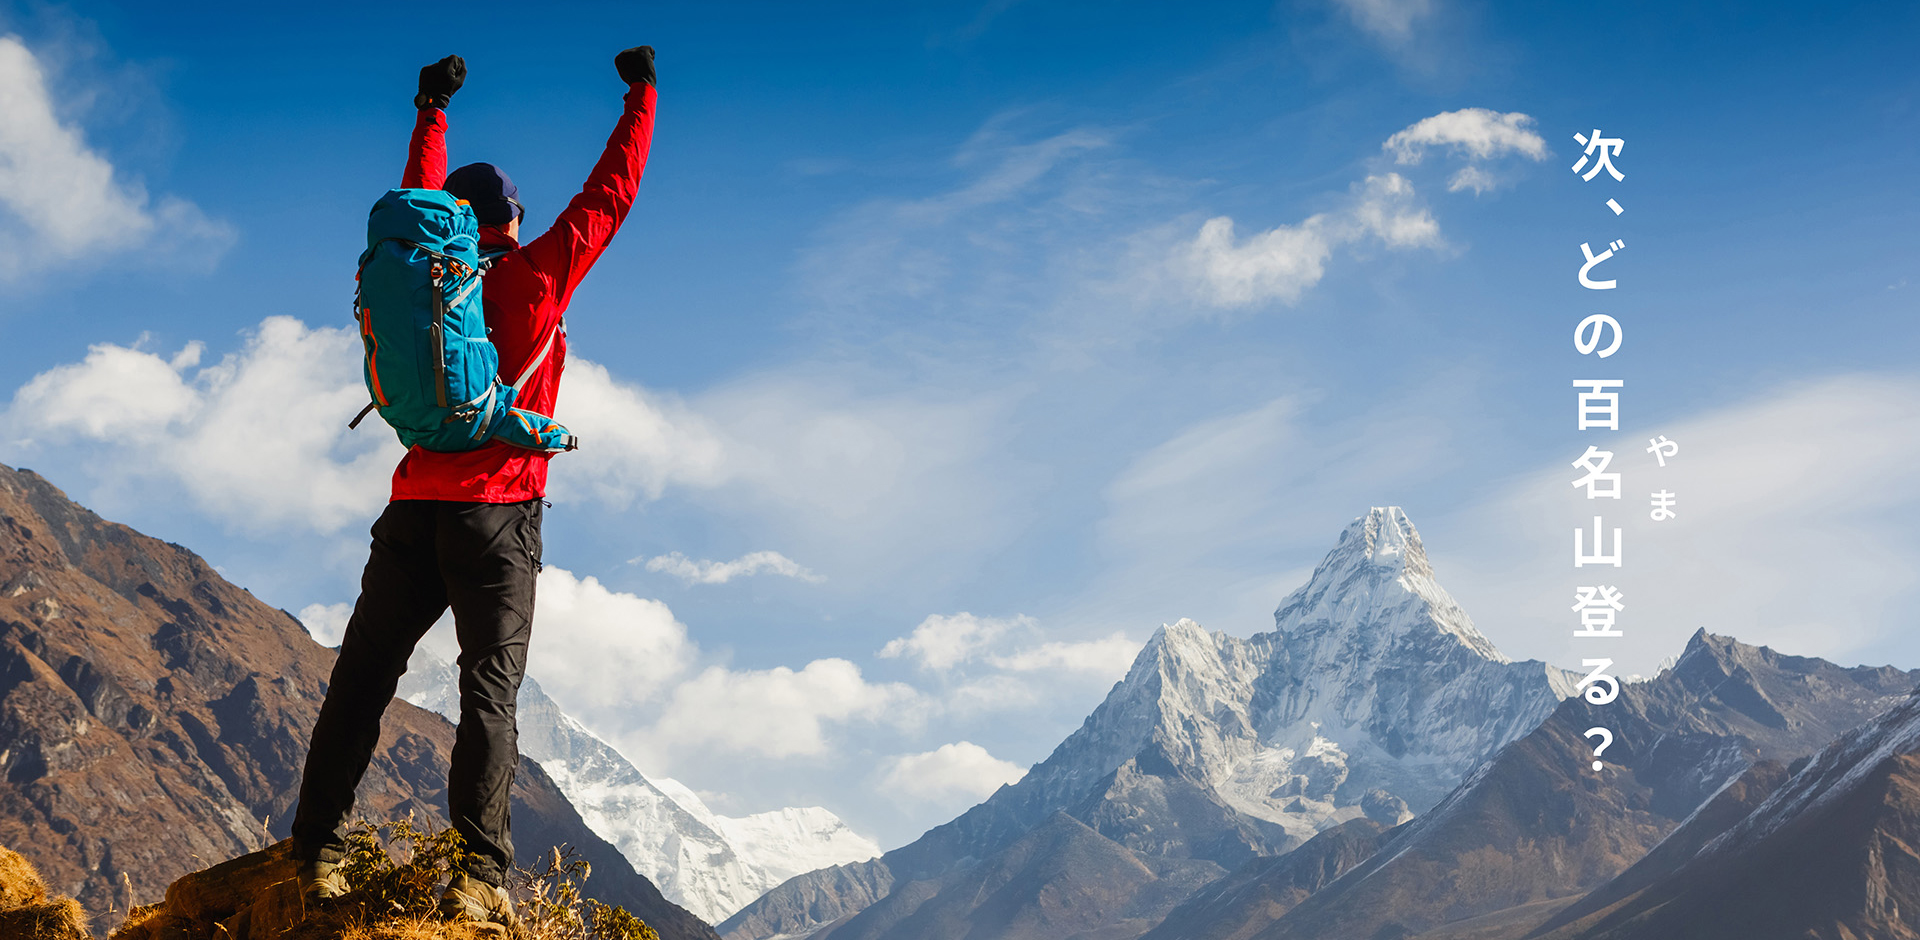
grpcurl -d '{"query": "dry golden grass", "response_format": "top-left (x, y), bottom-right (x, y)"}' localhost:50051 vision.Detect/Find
top-left (282, 913), bottom-right (512, 939)
top-left (316, 817), bottom-right (657, 940)
top-left (0, 845), bottom-right (89, 940)
top-left (0, 843), bottom-right (51, 908)
top-left (0, 895), bottom-right (91, 940)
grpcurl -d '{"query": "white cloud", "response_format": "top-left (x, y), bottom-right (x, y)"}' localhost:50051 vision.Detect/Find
top-left (12, 339), bottom-right (201, 435)
top-left (988, 632), bottom-right (1138, 677)
top-left (0, 34), bottom-right (229, 280)
top-left (1445, 165), bottom-right (1497, 195)
top-left (878, 612), bottom-right (1031, 670)
top-left (4, 316), bottom-right (723, 534)
top-left (525, 566), bottom-right (697, 721)
top-left (548, 358), bottom-right (728, 508)
top-left (349, 564), bottom-right (695, 728)
top-left (1384, 109), bottom-right (1546, 164)
top-left (6, 317), bottom-right (399, 532)
top-left (879, 742), bottom-right (1025, 807)
top-left (641, 550), bottom-right (823, 585)
top-left (1180, 173), bottom-right (1439, 308)
top-left (1332, 0), bottom-right (1433, 45)
top-left (878, 612), bottom-right (1141, 717)
top-left (653, 659), bottom-right (920, 759)
top-left (1346, 173), bottom-right (1444, 246)
top-left (1382, 108), bottom-right (1547, 194)
top-left (297, 601), bottom-right (353, 647)
top-left (1181, 216), bottom-right (1332, 309)
top-left (345, 562), bottom-right (916, 767)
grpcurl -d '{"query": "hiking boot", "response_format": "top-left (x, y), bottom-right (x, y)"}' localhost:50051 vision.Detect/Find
top-left (439, 872), bottom-right (519, 927)
top-left (297, 859), bottom-right (349, 902)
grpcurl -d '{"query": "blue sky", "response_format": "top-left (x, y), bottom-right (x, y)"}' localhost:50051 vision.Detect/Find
top-left (2, 0), bottom-right (1917, 848)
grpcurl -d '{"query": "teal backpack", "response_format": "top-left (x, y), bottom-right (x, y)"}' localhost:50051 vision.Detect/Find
top-left (349, 188), bottom-right (576, 454)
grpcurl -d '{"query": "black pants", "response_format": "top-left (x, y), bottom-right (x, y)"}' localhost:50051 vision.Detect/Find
top-left (292, 498), bottom-right (542, 886)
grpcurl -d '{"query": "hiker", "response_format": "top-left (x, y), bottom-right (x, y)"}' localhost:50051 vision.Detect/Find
top-left (289, 47), bottom-right (658, 926)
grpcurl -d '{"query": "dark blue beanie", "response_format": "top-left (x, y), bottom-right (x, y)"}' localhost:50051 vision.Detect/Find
top-left (444, 162), bottom-right (523, 226)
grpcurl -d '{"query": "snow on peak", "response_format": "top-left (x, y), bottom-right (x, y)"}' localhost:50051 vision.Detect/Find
top-left (1272, 507), bottom-right (1508, 664)
top-left (713, 805), bottom-right (883, 885)
top-left (1119, 619), bottom-right (1242, 705)
top-left (1337, 506), bottom-right (1432, 576)
top-left (959, 506), bottom-right (1576, 867)
top-left (1138, 618), bottom-right (1216, 665)
top-left (396, 655), bottom-right (879, 923)
top-left (1126, 620), bottom-right (1262, 713)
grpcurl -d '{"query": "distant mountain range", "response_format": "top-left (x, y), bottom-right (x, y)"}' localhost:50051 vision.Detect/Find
top-left (725, 507), bottom-right (1920, 940)
top-left (724, 507), bottom-right (1581, 940)
top-left (397, 657), bottom-right (880, 923)
top-left (7, 467), bottom-right (1917, 940)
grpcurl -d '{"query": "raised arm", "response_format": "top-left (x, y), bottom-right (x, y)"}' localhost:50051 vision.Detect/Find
top-left (404, 110), bottom-right (448, 190)
top-left (403, 55), bottom-right (464, 189)
top-left (519, 47), bottom-right (658, 308)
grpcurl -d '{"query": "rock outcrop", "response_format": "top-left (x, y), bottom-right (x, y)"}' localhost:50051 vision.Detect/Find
top-left (110, 838), bottom-right (304, 940)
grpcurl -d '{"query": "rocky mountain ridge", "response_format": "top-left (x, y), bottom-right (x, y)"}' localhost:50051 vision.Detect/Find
top-left (1235, 628), bottom-right (1920, 939)
top-left (1545, 681), bottom-right (1920, 939)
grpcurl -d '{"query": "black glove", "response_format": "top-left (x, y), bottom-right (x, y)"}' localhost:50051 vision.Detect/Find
top-left (414, 54), bottom-right (466, 110)
top-left (615, 46), bottom-right (656, 87)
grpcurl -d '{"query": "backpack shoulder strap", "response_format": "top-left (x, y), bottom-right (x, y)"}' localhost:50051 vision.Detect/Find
top-left (477, 248), bottom-right (512, 275)
top-left (510, 319), bottom-right (562, 393)
top-left (472, 247), bottom-right (558, 394)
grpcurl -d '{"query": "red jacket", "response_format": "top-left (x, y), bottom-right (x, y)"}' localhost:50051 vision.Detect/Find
top-left (388, 82), bottom-right (657, 503)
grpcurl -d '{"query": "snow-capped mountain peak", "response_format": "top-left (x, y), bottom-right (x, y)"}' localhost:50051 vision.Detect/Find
top-left (1338, 505), bottom-right (1431, 575)
top-left (1005, 509), bottom-right (1569, 850)
top-left (721, 506), bottom-right (1583, 940)
top-left (1273, 506), bottom-right (1509, 665)
top-left (647, 776), bottom-right (883, 889)
top-left (395, 657), bottom-right (879, 923)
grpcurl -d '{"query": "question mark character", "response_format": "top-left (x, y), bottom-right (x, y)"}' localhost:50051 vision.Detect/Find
top-left (1584, 727), bottom-right (1614, 771)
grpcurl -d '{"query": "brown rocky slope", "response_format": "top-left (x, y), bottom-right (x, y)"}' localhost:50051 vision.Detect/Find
top-left (1246, 630), bottom-right (1920, 940)
top-left (1544, 685), bottom-right (1920, 940)
top-left (0, 463), bottom-right (716, 940)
